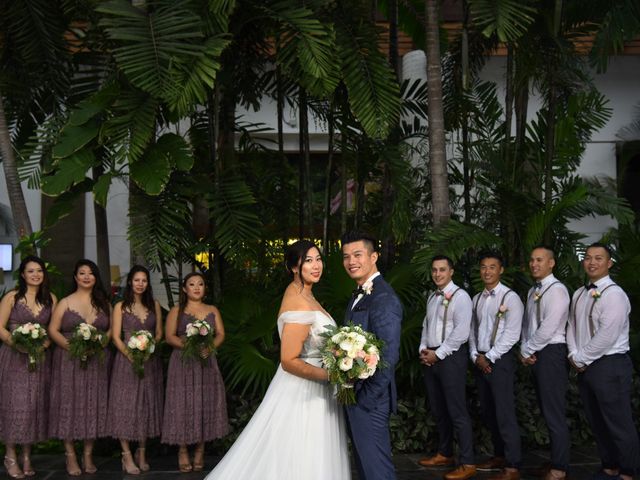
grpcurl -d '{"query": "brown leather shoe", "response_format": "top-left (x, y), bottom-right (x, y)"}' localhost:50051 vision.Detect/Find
top-left (477, 457), bottom-right (506, 471)
top-left (445, 464), bottom-right (477, 480)
top-left (418, 453), bottom-right (455, 467)
top-left (487, 468), bottom-right (520, 480)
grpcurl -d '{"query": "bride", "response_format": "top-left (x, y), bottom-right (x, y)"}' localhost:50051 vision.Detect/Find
top-left (205, 240), bottom-right (351, 480)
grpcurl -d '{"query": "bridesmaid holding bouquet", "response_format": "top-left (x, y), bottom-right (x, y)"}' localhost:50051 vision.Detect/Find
top-left (161, 272), bottom-right (229, 472)
top-left (107, 265), bottom-right (164, 474)
top-left (48, 259), bottom-right (111, 476)
top-left (0, 256), bottom-right (57, 479)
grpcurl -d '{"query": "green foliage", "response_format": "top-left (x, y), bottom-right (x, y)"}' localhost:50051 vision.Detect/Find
top-left (97, 0), bottom-right (230, 113)
top-left (334, 7), bottom-right (401, 139)
top-left (469, 0), bottom-right (536, 42)
top-left (127, 174), bottom-right (194, 269)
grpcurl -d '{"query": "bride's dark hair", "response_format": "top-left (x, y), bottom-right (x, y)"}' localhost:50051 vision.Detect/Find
top-left (285, 240), bottom-right (320, 287)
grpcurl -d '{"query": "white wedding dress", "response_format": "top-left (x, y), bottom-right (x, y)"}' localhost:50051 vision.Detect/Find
top-left (205, 310), bottom-right (351, 480)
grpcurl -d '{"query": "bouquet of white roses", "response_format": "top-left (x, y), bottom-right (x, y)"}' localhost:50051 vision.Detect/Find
top-left (126, 329), bottom-right (156, 378)
top-left (68, 322), bottom-right (107, 369)
top-left (320, 324), bottom-right (385, 405)
top-left (181, 317), bottom-right (215, 366)
top-left (11, 322), bottom-right (48, 372)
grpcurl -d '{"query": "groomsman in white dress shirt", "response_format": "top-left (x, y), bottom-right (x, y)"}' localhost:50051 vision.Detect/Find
top-left (469, 251), bottom-right (523, 480)
top-left (418, 255), bottom-right (476, 480)
top-left (520, 246), bottom-right (571, 480)
top-left (567, 242), bottom-right (639, 480)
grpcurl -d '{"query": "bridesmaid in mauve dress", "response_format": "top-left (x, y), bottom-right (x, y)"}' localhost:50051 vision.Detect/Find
top-left (161, 272), bottom-right (229, 473)
top-left (107, 265), bottom-right (164, 475)
top-left (0, 256), bottom-right (57, 479)
top-left (48, 259), bottom-right (111, 476)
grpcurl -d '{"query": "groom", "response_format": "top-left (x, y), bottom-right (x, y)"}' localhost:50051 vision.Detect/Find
top-left (342, 231), bottom-right (403, 480)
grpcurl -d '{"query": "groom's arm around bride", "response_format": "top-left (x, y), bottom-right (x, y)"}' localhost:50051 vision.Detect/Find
top-left (341, 231), bottom-right (403, 480)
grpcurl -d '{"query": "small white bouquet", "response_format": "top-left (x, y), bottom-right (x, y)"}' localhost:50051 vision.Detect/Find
top-left (126, 329), bottom-right (156, 378)
top-left (68, 322), bottom-right (107, 369)
top-left (11, 322), bottom-right (48, 372)
top-left (320, 324), bottom-right (385, 405)
top-left (181, 317), bottom-right (215, 366)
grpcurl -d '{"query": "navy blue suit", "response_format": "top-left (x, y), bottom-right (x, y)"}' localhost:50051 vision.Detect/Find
top-left (344, 275), bottom-right (403, 480)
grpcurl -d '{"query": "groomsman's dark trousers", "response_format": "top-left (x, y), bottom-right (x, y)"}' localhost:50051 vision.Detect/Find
top-left (578, 353), bottom-right (640, 477)
top-left (531, 344), bottom-right (570, 472)
top-left (475, 350), bottom-right (521, 468)
top-left (422, 344), bottom-right (474, 464)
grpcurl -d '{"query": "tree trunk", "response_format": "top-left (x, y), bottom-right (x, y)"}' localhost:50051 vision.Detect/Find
top-left (322, 105), bottom-right (334, 253)
top-left (425, 0), bottom-right (450, 227)
top-left (0, 93), bottom-right (33, 239)
top-left (461, 0), bottom-right (471, 223)
top-left (92, 165), bottom-right (111, 289)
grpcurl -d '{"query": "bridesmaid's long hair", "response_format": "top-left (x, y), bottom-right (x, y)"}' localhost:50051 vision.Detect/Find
top-left (15, 255), bottom-right (53, 307)
top-left (285, 240), bottom-right (319, 288)
top-left (71, 259), bottom-right (110, 315)
top-left (121, 265), bottom-right (155, 313)
top-left (177, 272), bottom-right (207, 320)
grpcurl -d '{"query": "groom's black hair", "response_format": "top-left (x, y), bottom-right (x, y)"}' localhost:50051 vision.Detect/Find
top-left (340, 231), bottom-right (378, 253)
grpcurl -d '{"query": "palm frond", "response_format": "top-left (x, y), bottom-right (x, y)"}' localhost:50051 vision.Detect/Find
top-left (128, 175), bottom-right (194, 268)
top-left (208, 174), bottom-right (262, 265)
top-left (588, 0), bottom-right (640, 73)
top-left (97, 0), bottom-right (213, 102)
top-left (335, 13), bottom-right (401, 139)
top-left (413, 221), bottom-right (502, 280)
top-left (469, 0), bottom-right (536, 42)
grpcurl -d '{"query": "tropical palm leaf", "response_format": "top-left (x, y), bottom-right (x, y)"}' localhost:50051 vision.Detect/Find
top-left (469, 0), bottom-right (536, 42)
top-left (413, 221), bottom-right (502, 280)
top-left (334, 9), bottom-right (401, 139)
top-left (97, 0), bottom-right (223, 106)
top-left (128, 174), bottom-right (194, 268)
top-left (208, 174), bottom-right (262, 265)
top-left (265, 1), bottom-right (336, 85)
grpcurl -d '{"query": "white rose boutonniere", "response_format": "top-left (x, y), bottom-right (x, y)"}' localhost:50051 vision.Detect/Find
top-left (362, 281), bottom-right (374, 295)
top-left (496, 304), bottom-right (508, 319)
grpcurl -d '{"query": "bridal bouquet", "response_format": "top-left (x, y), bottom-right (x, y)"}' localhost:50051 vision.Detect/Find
top-left (68, 322), bottom-right (107, 369)
top-left (320, 324), bottom-right (385, 405)
top-left (126, 330), bottom-right (156, 378)
top-left (11, 322), bottom-right (48, 372)
top-left (181, 317), bottom-right (215, 366)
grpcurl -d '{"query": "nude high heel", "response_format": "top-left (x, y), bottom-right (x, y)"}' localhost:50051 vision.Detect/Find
top-left (121, 451), bottom-right (141, 475)
top-left (134, 447), bottom-right (150, 472)
top-left (21, 454), bottom-right (35, 477)
top-left (3, 456), bottom-right (25, 479)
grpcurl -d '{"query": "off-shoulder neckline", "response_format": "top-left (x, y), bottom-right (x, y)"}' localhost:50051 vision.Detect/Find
top-left (277, 310), bottom-right (332, 320)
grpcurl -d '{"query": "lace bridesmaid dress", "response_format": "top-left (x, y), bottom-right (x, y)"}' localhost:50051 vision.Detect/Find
top-left (205, 311), bottom-right (351, 480)
top-left (107, 310), bottom-right (163, 440)
top-left (161, 312), bottom-right (229, 445)
top-left (0, 302), bottom-right (52, 443)
top-left (48, 309), bottom-right (111, 440)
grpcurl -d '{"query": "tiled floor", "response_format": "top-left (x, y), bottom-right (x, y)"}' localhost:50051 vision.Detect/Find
top-left (19, 446), bottom-right (601, 479)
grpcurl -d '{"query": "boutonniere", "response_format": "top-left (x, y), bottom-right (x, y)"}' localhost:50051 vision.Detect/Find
top-left (442, 292), bottom-right (453, 308)
top-left (496, 304), bottom-right (508, 319)
top-left (362, 281), bottom-right (374, 295)
top-left (591, 289), bottom-right (601, 300)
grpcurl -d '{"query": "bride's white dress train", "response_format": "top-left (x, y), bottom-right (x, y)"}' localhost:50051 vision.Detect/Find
top-left (205, 310), bottom-right (351, 480)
